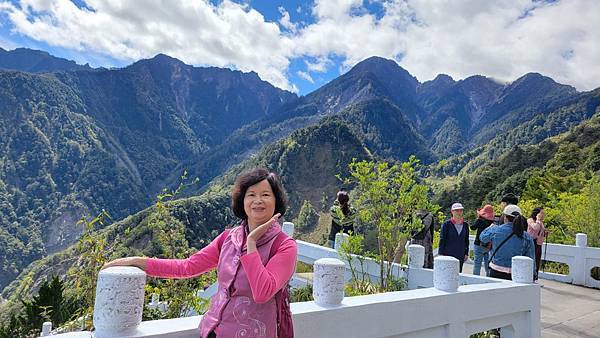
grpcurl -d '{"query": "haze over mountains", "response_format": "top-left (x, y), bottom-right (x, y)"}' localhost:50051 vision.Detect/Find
top-left (0, 47), bottom-right (598, 294)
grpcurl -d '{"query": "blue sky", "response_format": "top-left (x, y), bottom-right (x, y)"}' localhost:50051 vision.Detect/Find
top-left (1, 0), bottom-right (599, 95)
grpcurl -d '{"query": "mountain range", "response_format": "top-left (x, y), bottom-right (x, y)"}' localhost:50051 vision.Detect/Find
top-left (0, 47), bottom-right (599, 298)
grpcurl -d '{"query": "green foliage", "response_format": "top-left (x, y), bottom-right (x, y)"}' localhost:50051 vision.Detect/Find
top-left (290, 284), bottom-right (313, 303)
top-left (139, 172), bottom-right (214, 319)
top-left (436, 112), bottom-right (600, 214)
top-left (0, 171), bottom-right (233, 328)
top-left (333, 99), bottom-right (436, 163)
top-left (520, 175), bottom-right (600, 248)
top-left (295, 261), bottom-right (313, 274)
top-left (342, 157), bottom-right (436, 291)
top-left (0, 61), bottom-right (295, 294)
top-left (430, 87), bottom-right (600, 178)
top-left (0, 276), bottom-right (78, 338)
top-left (339, 234), bottom-right (407, 296)
top-left (470, 331), bottom-right (497, 338)
top-left (339, 234), bottom-right (373, 294)
top-left (65, 210), bottom-right (111, 328)
top-left (296, 200), bottom-right (319, 232)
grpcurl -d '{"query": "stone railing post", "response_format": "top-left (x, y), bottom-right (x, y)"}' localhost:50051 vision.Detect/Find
top-left (433, 256), bottom-right (459, 292)
top-left (408, 244), bottom-right (425, 268)
top-left (334, 232), bottom-right (350, 251)
top-left (511, 256), bottom-right (534, 283)
top-left (506, 256), bottom-right (537, 338)
top-left (574, 233), bottom-right (588, 286)
top-left (93, 266), bottom-right (146, 338)
top-left (40, 321), bottom-right (52, 336)
top-left (282, 221), bottom-right (295, 237)
top-left (576, 233), bottom-right (588, 247)
top-left (312, 258), bottom-right (345, 307)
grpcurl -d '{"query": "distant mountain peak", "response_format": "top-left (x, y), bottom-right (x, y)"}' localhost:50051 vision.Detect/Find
top-left (0, 47), bottom-right (92, 73)
top-left (509, 72), bottom-right (576, 93)
top-left (132, 53), bottom-right (187, 68)
top-left (418, 73), bottom-right (455, 95)
top-left (513, 72), bottom-right (556, 86)
top-left (433, 74), bottom-right (455, 83)
top-left (350, 56), bottom-right (415, 81)
top-left (353, 55), bottom-right (400, 68)
top-left (14, 47), bottom-right (49, 55)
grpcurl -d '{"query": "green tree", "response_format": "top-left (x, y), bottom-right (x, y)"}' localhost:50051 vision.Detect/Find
top-left (296, 200), bottom-right (319, 232)
top-left (555, 176), bottom-right (600, 247)
top-left (66, 209), bottom-right (111, 329)
top-left (0, 276), bottom-right (77, 337)
top-left (343, 156), bottom-right (439, 291)
top-left (142, 171), bottom-right (212, 319)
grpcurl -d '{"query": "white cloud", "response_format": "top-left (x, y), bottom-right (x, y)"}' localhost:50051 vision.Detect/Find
top-left (293, 0), bottom-right (600, 90)
top-left (0, 35), bottom-right (18, 50)
top-left (0, 0), bottom-right (297, 91)
top-left (278, 6), bottom-right (297, 33)
top-left (1, 0), bottom-right (599, 91)
top-left (296, 70), bottom-right (314, 83)
top-left (305, 56), bottom-right (333, 73)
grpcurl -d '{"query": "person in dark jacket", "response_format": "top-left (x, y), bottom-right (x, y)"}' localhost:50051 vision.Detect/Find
top-left (471, 204), bottom-right (495, 276)
top-left (439, 203), bottom-right (470, 272)
top-left (498, 193), bottom-right (519, 225)
top-left (327, 189), bottom-right (355, 248)
top-left (411, 211), bottom-right (436, 268)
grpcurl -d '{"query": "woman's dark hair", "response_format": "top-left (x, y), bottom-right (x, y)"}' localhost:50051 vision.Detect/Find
top-left (512, 215), bottom-right (527, 238)
top-left (231, 168), bottom-right (287, 220)
top-left (501, 193), bottom-right (519, 205)
top-left (530, 207), bottom-right (543, 220)
top-left (337, 190), bottom-right (350, 216)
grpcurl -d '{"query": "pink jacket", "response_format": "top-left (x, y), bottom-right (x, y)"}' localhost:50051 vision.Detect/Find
top-left (527, 218), bottom-right (546, 245)
top-left (146, 222), bottom-right (297, 338)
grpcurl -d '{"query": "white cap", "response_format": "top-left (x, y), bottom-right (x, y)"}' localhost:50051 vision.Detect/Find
top-left (503, 204), bottom-right (522, 216)
top-left (451, 203), bottom-right (464, 211)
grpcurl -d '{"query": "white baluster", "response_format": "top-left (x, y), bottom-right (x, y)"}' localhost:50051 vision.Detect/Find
top-left (313, 258), bottom-right (345, 306)
top-left (93, 266), bottom-right (146, 338)
top-left (433, 256), bottom-right (459, 292)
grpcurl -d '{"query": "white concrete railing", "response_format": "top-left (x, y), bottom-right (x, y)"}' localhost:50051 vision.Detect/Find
top-left (83, 277), bottom-right (539, 338)
top-left (465, 233), bottom-right (600, 289)
top-left (57, 253), bottom-right (538, 338)
top-left (48, 224), bottom-right (541, 338)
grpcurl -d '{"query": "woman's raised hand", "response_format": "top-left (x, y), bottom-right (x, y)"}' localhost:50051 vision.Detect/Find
top-left (101, 257), bottom-right (148, 271)
top-left (248, 213), bottom-right (281, 243)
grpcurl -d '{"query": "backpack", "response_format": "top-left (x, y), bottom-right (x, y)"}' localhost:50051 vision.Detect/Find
top-left (411, 212), bottom-right (434, 240)
top-left (217, 229), bottom-right (294, 338)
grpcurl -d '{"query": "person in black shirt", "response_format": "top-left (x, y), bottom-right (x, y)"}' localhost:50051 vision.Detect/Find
top-left (410, 210), bottom-right (436, 268)
top-left (471, 204), bottom-right (495, 276)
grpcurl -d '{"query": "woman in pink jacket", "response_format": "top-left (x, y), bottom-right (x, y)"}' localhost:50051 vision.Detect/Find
top-left (102, 168), bottom-right (298, 338)
top-left (527, 207), bottom-right (547, 280)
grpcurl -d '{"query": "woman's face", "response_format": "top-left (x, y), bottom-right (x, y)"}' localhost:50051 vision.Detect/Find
top-left (244, 179), bottom-right (276, 226)
top-left (537, 209), bottom-right (545, 220)
top-left (451, 209), bottom-right (463, 218)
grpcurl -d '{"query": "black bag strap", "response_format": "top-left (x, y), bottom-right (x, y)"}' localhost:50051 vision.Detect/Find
top-left (489, 232), bottom-right (515, 261)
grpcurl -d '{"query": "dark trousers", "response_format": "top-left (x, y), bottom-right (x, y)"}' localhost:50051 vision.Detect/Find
top-left (207, 332), bottom-right (216, 338)
top-left (490, 268), bottom-right (512, 280)
top-left (535, 243), bottom-right (542, 279)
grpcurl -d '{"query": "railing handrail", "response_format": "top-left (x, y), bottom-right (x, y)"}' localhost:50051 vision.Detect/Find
top-left (467, 233), bottom-right (600, 288)
top-left (47, 225), bottom-right (545, 338)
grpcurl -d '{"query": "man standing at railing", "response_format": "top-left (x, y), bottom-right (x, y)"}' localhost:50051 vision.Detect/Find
top-left (498, 193), bottom-right (519, 225)
top-left (439, 203), bottom-right (470, 272)
top-left (410, 210), bottom-right (436, 269)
